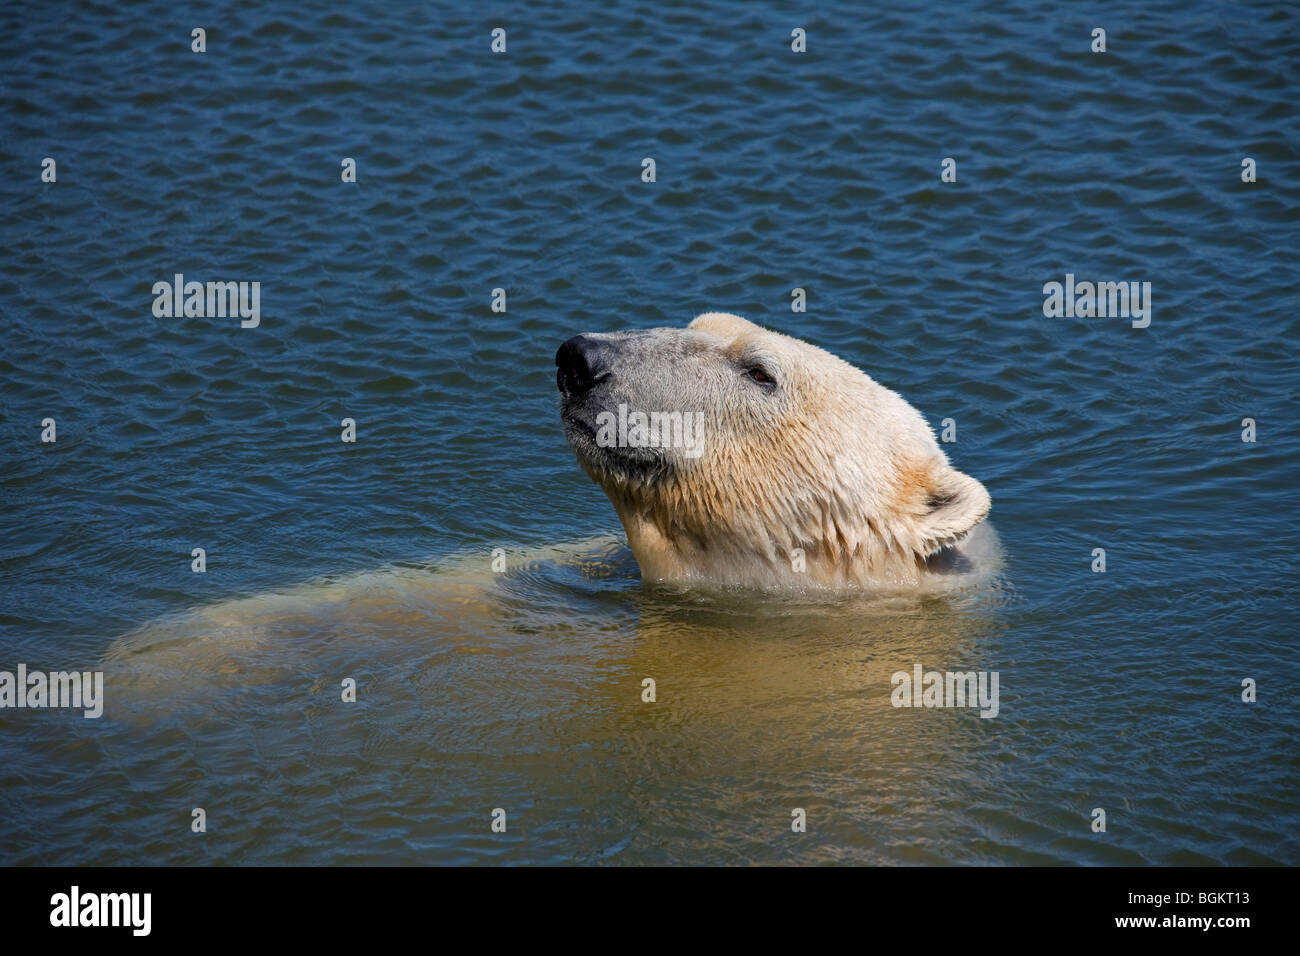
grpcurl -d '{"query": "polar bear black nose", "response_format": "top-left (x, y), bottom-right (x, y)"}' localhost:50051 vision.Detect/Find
top-left (556, 335), bottom-right (611, 397)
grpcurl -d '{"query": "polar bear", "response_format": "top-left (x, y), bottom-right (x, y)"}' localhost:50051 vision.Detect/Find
top-left (556, 312), bottom-right (993, 590)
top-left (102, 314), bottom-right (994, 706)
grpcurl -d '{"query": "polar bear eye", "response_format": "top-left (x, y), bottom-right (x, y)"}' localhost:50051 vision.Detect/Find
top-left (746, 366), bottom-right (775, 386)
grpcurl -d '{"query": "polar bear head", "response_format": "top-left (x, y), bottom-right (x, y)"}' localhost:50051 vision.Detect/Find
top-left (556, 312), bottom-right (990, 589)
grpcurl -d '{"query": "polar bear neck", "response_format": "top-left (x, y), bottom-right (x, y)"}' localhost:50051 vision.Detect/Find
top-left (600, 464), bottom-right (950, 590)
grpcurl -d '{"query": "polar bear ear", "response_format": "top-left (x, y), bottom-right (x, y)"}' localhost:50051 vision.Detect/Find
top-left (689, 312), bottom-right (762, 337)
top-left (915, 466), bottom-right (991, 556)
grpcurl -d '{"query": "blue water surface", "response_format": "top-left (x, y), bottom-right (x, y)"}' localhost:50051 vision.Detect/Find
top-left (0, 0), bottom-right (1297, 864)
